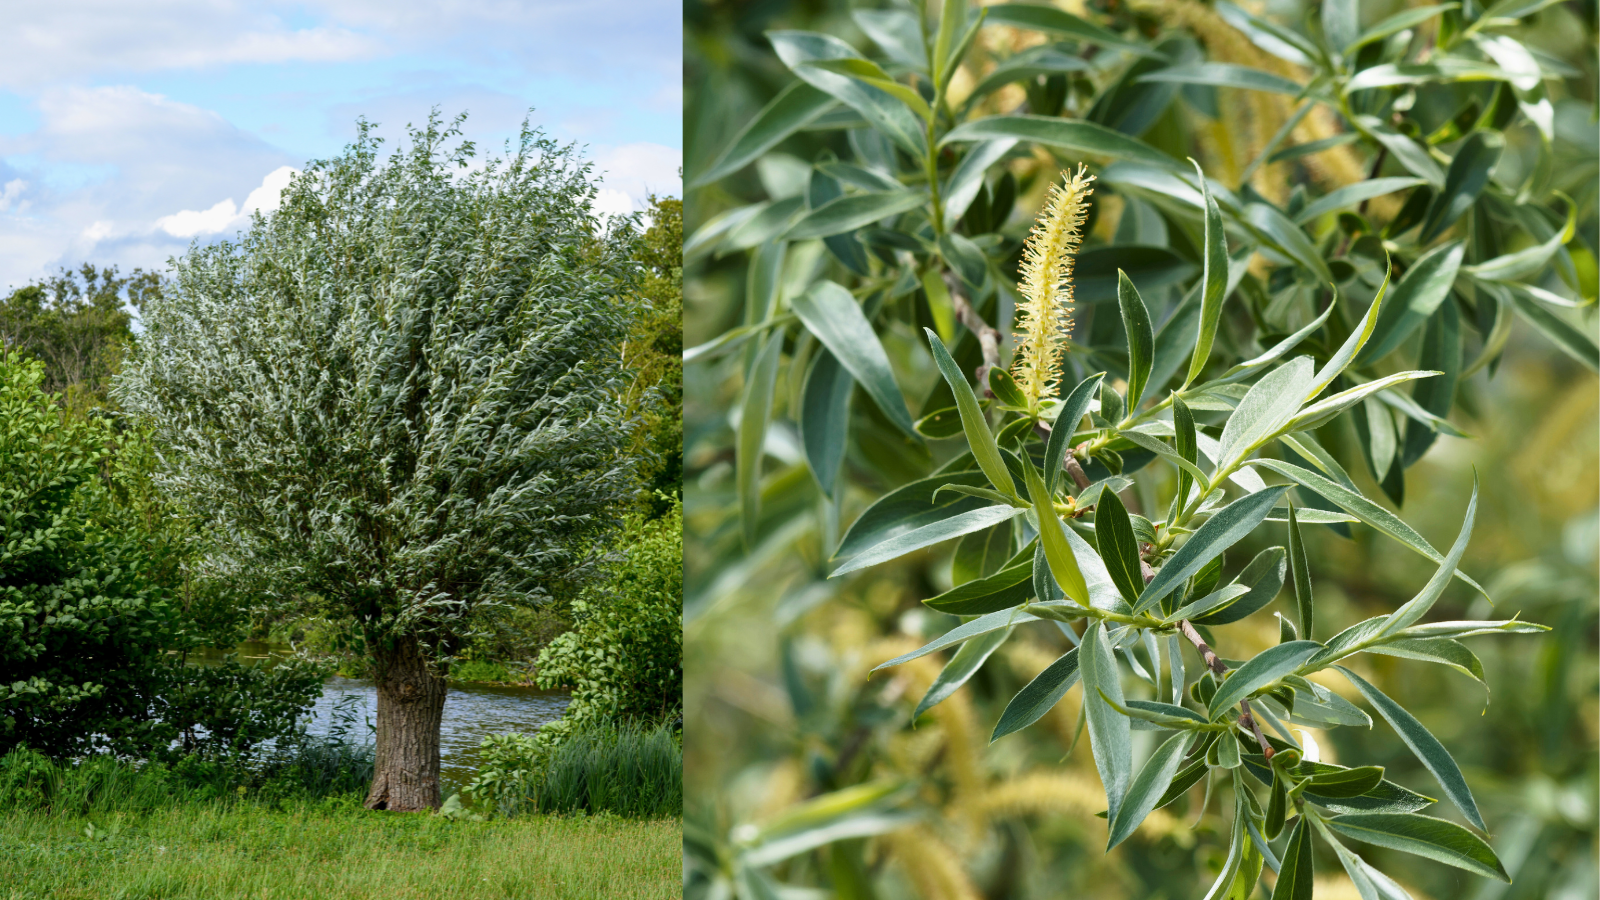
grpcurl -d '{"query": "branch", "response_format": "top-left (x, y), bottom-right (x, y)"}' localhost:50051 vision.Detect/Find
top-left (1178, 618), bottom-right (1275, 760)
top-left (945, 269), bottom-right (1001, 395)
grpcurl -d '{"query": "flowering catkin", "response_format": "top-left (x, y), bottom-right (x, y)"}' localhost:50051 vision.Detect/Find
top-left (1013, 165), bottom-right (1094, 403)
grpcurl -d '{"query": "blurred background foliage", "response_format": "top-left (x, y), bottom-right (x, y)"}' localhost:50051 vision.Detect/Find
top-left (684, 0), bottom-right (1598, 896)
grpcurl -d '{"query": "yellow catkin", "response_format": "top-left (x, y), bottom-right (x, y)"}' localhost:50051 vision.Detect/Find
top-left (886, 827), bottom-right (984, 900)
top-left (975, 772), bottom-right (1191, 844)
top-left (1013, 164), bottom-right (1094, 402)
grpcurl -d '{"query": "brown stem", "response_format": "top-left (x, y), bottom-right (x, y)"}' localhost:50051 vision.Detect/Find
top-left (1063, 444), bottom-right (1091, 491)
top-left (1178, 619), bottom-right (1275, 760)
top-left (946, 269), bottom-right (1001, 395)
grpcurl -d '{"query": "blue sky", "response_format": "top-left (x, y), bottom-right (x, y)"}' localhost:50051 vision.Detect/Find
top-left (0, 0), bottom-right (682, 291)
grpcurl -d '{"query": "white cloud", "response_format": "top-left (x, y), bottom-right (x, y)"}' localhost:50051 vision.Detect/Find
top-left (592, 142), bottom-right (681, 210)
top-left (592, 188), bottom-right (636, 219)
top-left (0, 179), bottom-right (26, 214)
top-left (0, 7), bottom-right (378, 89)
top-left (156, 166), bottom-right (300, 238)
top-left (0, 2), bottom-right (677, 92)
top-left (0, 87), bottom-right (295, 288)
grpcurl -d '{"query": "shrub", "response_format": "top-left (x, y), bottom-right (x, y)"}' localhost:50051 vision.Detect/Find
top-left (449, 659), bottom-right (515, 684)
top-left (0, 349), bottom-right (173, 758)
top-left (536, 497), bottom-right (682, 725)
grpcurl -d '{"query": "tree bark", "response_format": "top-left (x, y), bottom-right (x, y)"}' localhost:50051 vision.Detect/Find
top-left (363, 635), bottom-right (447, 811)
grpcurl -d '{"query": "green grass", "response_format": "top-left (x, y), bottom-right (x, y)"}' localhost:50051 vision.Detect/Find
top-left (0, 799), bottom-right (681, 899)
top-left (530, 719), bottom-right (682, 818)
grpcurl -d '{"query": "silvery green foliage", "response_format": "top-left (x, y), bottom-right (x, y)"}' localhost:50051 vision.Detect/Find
top-left (115, 115), bottom-right (639, 648)
top-left (683, 0), bottom-right (1589, 893)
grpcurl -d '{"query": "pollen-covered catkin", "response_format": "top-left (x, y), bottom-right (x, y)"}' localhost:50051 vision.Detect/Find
top-left (1013, 165), bottom-right (1094, 404)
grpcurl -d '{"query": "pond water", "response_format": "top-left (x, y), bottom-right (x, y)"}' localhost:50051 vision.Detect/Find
top-left (192, 643), bottom-right (570, 792)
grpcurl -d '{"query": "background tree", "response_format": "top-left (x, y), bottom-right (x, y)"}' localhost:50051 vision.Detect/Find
top-left (0, 265), bottom-right (161, 412)
top-left (626, 191), bottom-right (686, 512)
top-left (114, 114), bottom-right (641, 812)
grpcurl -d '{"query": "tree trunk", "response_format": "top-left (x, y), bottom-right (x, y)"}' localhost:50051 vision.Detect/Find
top-left (363, 635), bottom-right (447, 811)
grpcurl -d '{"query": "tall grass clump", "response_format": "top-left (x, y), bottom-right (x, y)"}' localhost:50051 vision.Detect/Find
top-left (468, 719), bottom-right (681, 820)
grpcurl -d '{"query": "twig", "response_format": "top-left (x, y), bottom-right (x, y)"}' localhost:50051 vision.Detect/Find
top-left (1063, 445), bottom-right (1091, 491)
top-left (945, 269), bottom-right (1001, 395)
top-left (1178, 618), bottom-right (1275, 759)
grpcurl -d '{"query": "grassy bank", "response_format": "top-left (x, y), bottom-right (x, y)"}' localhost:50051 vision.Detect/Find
top-left (0, 798), bottom-right (680, 900)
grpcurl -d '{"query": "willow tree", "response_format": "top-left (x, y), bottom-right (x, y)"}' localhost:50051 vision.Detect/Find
top-left (115, 115), bottom-right (639, 811)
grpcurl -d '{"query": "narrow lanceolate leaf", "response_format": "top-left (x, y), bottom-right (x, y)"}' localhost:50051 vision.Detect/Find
top-left (982, 3), bottom-right (1164, 58)
top-left (1322, 827), bottom-right (1418, 900)
top-left (915, 626), bottom-right (1010, 718)
top-left (872, 607), bottom-right (1041, 671)
top-left (1288, 505), bottom-right (1313, 640)
top-left (1380, 477), bottom-right (1477, 637)
top-left (1309, 262), bottom-right (1391, 398)
top-left (1193, 547), bottom-right (1286, 626)
top-left (927, 329), bottom-right (1018, 498)
top-left (1509, 288), bottom-right (1600, 372)
top-left (783, 189), bottom-right (928, 240)
top-left (793, 281), bottom-right (918, 437)
top-left (801, 351), bottom-right (853, 498)
top-left (1138, 62), bottom-right (1304, 95)
top-left (835, 471), bottom-right (989, 562)
top-left (1336, 667), bottom-right (1485, 831)
top-left (1108, 730), bottom-right (1194, 849)
top-left (941, 116), bottom-right (1182, 171)
top-left (769, 31), bottom-right (926, 156)
top-left (1345, 4), bottom-right (1457, 55)
top-left (1216, 355), bottom-right (1315, 467)
top-left (1367, 639), bottom-right (1486, 685)
top-left (1307, 766), bottom-right (1386, 798)
top-left (1246, 459), bottom-right (1488, 598)
top-left (1200, 792), bottom-right (1249, 900)
top-left (1356, 242), bottom-right (1465, 366)
top-left (1094, 490), bottom-right (1145, 607)
top-left (926, 559), bottom-right (1034, 615)
top-left (1104, 696), bottom-right (1224, 730)
top-left (1284, 370), bottom-right (1441, 434)
top-left (1206, 641), bottom-right (1322, 720)
top-left (1398, 619), bottom-right (1548, 639)
top-left (1214, 302), bottom-right (1334, 385)
top-left (1046, 373), bottom-right (1104, 493)
top-left (693, 81), bottom-right (835, 187)
top-left (1118, 271), bottom-right (1155, 413)
top-left (1136, 486), bottom-right (1290, 614)
top-left (832, 505), bottom-right (1027, 576)
top-left (1025, 455), bottom-right (1090, 605)
top-left (943, 139), bottom-right (1017, 224)
top-left (1419, 131), bottom-right (1505, 243)
top-left (1270, 816), bottom-right (1314, 900)
top-left (1080, 622), bottom-right (1132, 823)
top-left (1396, 302), bottom-right (1458, 448)
top-left (1184, 159), bottom-right (1230, 389)
top-left (1293, 178), bottom-right (1426, 225)
top-left (1172, 394), bottom-right (1198, 508)
top-left (992, 648), bottom-right (1080, 741)
top-left (1326, 813), bottom-right (1509, 882)
top-left (1463, 194), bottom-right (1576, 282)
top-left (801, 58), bottom-right (932, 121)
top-left (739, 334), bottom-right (784, 546)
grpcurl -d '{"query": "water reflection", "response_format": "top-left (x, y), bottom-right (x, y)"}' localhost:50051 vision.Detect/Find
top-left (189, 643), bottom-right (570, 791)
